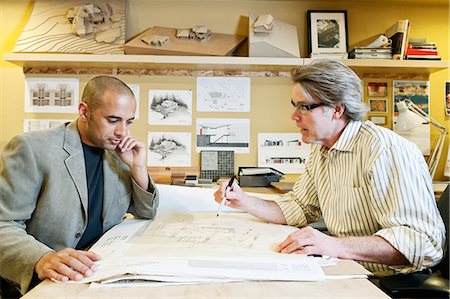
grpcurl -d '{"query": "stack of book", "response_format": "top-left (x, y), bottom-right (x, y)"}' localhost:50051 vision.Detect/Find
top-left (385, 19), bottom-right (410, 60)
top-left (406, 38), bottom-right (441, 60)
top-left (349, 47), bottom-right (392, 59)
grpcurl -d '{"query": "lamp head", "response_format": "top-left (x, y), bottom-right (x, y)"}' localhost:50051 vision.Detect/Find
top-left (395, 100), bottom-right (423, 131)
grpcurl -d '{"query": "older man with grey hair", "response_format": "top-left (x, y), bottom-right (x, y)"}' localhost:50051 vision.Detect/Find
top-left (214, 60), bottom-right (445, 275)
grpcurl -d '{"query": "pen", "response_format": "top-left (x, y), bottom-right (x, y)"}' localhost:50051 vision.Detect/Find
top-left (216, 176), bottom-right (235, 217)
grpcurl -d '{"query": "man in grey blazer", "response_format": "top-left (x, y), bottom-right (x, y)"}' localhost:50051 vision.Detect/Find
top-left (0, 76), bottom-right (159, 297)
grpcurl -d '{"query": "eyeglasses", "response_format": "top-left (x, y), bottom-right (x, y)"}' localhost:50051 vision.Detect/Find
top-left (290, 99), bottom-right (324, 112)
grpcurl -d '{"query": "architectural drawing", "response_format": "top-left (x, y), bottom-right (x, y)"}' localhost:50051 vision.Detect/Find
top-left (258, 133), bottom-right (311, 174)
top-left (14, 0), bottom-right (125, 54)
top-left (196, 118), bottom-right (250, 153)
top-left (393, 80), bottom-right (430, 155)
top-left (148, 90), bottom-right (192, 126)
top-left (126, 83), bottom-right (140, 120)
top-left (196, 77), bottom-right (250, 112)
top-left (147, 132), bottom-right (191, 167)
top-left (131, 213), bottom-right (296, 257)
top-left (24, 78), bottom-right (79, 113)
top-left (23, 119), bottom-right (71, 132)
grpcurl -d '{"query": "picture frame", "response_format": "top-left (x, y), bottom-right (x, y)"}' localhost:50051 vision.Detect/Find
top-left (370, 116), bottom-right (386, 125)
top-left (307, 10), bottom-right (348, 55)
top-left (369, 98), bottom-right (388, 113)
top-left (446, 81), bottom-right (450, 116)
top-left (368, 82), bottom-right (388, 97)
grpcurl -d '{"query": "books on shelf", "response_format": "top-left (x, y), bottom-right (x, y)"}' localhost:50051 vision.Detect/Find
top-left (406, 38), bottom-right (441, 60)
top-left (349, 47), bottom-right (392, 59)
top-left (385, 19), bottom-right (410, 60)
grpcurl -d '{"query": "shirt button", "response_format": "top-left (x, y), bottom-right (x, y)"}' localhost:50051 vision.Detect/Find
top-left (75, 231), bottom-right (82, 238)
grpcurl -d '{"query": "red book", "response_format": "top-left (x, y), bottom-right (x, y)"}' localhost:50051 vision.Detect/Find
top-left (406, 47), bottom-right (438, 56)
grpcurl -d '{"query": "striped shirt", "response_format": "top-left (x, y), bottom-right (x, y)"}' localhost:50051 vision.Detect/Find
top-left (275, 120), bottom-right (445, 273)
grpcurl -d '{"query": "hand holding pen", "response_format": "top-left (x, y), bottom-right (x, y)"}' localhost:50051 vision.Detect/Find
top-left (216, 176), bottom-right (235, 217)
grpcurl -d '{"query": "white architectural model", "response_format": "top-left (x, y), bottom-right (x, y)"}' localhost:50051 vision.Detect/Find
top-left (176, 25), bottom-right (211, 42)
top-left (66, 3), bottom-right (122, 43)
top-left (141, 34), bottom-right (170, 46)
top-left (252, 14), bottom-right (274, 34)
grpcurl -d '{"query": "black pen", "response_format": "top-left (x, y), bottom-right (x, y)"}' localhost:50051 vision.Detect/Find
top-left (216, 176), bottom-right (235, 217)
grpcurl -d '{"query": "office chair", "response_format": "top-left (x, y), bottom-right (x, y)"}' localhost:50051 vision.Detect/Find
top-left (379, 185), bottom-right (449, 298)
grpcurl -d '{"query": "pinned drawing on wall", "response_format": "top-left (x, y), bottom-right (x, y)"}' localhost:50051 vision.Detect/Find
top-left (196, 77), bottom-right (250, 112)
top-left (126, 84), bottom-right (140, 120)
top-left (258, 133), bottom-right (311, 174)
top-left (24, 78), bottom-right (79, 113)
top-left (196, 118), bottom-right (250, 153)
top-left (23, 119), bottom-right (72, 132)
top-left (148, 90), bottom-right (192, 126)
top-left (14, 0), bottom-right (126, 54)
top-left (393, 80), bottom-right (430, 155)
top-left (368, 82), bottom-right (388, 97)
top-left (147, 132), bottom-right (191, 167)
top-left (369, 98), bottom-right (388, 113)
top-left (445, 81), bottom-right (450, 116)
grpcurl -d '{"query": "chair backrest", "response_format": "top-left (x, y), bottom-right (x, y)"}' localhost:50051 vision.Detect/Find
top-left (435, 185), bottom-right (449, 279)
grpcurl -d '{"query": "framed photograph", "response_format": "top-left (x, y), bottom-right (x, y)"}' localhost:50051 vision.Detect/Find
top-left (446, 81), bottom-right (450, 116)
top-left (368, 82), bottom-right (388, 97)
top-left (370, 116), bottom-right (386, 125)
top-left (369, 98), bottom-right (388, 113)
top-left (307, 10), bottom-right (348, 55)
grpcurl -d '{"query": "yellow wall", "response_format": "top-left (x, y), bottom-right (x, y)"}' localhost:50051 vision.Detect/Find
top-left (1, 0), bottom-right (449, 180)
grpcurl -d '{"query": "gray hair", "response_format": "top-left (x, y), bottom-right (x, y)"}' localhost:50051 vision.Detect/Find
top-left (82, 76), bottom-right (135, 111)
top-left (290, 60), bottom-right (368, 121)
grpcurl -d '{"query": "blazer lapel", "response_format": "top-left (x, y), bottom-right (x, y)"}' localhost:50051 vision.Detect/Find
top-left (63, 121), bottom-right (88, 218)
top-left (102, 150), bottom-right (120, 221)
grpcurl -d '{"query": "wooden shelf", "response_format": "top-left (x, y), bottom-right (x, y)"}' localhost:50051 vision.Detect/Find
top-left (4, 53), bottom-right (448, 77)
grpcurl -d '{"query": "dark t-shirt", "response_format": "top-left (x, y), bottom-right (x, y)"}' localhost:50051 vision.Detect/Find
top-left (76, 143), bottom-right (104, 249)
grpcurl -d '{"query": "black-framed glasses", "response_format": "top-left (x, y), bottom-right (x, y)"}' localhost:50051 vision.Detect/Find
top-left (290, 99), bottom-right (324, 112)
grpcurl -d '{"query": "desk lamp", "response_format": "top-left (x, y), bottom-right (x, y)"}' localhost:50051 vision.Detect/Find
top-left (396, 99), bottom-right (448, 179)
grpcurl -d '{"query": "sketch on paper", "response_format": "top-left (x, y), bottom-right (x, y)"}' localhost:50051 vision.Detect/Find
top-left (14, 0), bottom-right (125, 54)
top-left (196, 77), bottom-right (250, 112)
top-left (196, 118), bottom-right (250, 153)
top-left (126, 84), bottom-right (140, 120)
top-left (393, 80), bottom-right (430, 155)
top-left (258, 133), bottom-right (311, 174)
top-left (147, 132), bottom-right (191, 167)
top-left (130, 214), bottom-right (294, 257)
top-left (148, 90), bottom-right (192, 126)
top-left (23, 119), bottom-right (72, 132)
top-left (24, 78), bottom-right (79, 113)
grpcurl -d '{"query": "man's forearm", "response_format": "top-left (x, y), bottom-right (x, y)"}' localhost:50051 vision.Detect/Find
top-left (336, 235), bottom-right (409, 265)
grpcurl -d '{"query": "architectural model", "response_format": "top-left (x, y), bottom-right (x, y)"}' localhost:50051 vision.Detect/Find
top-left (141, 34), bottom-right (170, 46)
top-left (176, 25), bottom-right (211, 42)
top-left (14, 0), bottom-right (125, 54)
top-left (252, 14), bottom-right (274, 34)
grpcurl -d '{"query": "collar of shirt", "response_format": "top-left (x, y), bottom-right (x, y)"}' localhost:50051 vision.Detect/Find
top-left (320, 120), bottom-right (362, 157)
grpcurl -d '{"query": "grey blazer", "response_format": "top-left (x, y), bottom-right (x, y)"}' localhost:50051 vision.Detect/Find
top-left (0, 121), bottom-right (159, 294)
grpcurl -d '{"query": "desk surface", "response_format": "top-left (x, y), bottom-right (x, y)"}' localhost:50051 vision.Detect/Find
top-left (23, 276), bottom-right (388, 298)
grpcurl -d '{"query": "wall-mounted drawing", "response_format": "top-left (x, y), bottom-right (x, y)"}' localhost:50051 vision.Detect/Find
top-left (23, 119), bottom-right (72, 132)
top-left (24, 78), bottom-right (79, 113)
top-left (197, 77), bottom-right (250, 112)
top-left (14, 0), bottom-right (125, 54)
top-left (258, 133), bottom-right (311, 174)
top-left (196, 118), bottom-right (250, 153)
top-left (147, 132), bottom-right (191, 167)
top-left (148, 90), bottom-right (192, 126)
top-left (126, 83), bottom-right (140, 120)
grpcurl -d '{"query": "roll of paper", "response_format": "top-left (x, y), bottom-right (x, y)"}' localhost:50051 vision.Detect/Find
top-left (366, 35), bottom-right (391, 48)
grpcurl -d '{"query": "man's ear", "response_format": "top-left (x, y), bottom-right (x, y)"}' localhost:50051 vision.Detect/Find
top-left (333, 104), bottom-right (346, 119)
top-left (78, 102), bottom-right (89, 121)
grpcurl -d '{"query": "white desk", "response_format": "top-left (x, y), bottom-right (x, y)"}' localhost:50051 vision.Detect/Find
top-left (21, 185), bottom-right (389, 298)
